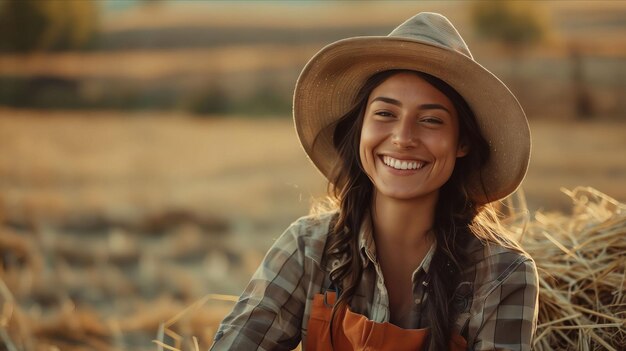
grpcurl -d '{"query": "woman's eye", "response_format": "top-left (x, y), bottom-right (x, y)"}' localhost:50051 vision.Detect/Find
top-left (421, 117), bottom-right (443, 124)
top-left (375, 111), bottom-right (394, 118)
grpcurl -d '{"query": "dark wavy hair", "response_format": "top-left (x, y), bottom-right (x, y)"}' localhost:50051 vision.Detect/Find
top-left (317, 69), bottom-right (498, 350)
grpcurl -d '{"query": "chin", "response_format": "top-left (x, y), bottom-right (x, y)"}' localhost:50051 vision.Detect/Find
top-left (377, 187), bottom-right (437, 202)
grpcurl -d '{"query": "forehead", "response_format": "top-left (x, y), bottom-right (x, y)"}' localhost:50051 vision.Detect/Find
top-left (368, 72), bottom-right (456, 112)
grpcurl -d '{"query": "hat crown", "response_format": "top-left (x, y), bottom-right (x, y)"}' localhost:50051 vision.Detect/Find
top-left (389, 12), bottom-right (473, 59)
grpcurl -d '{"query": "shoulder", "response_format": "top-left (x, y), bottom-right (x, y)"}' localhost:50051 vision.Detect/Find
top-left (287, 210), bottom-right (337, 235)
top-left (462, 235), bottom-right (538, 300)
top-left (276, 211), bottom-right (337, 266)
top-left (212, 212), bottom-right (337, 350)
top-left (459, 236), bottom-right (540, 349)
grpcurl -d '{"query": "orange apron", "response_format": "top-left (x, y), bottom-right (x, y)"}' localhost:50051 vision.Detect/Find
top-left (306, 292), bottom-right (467, 351)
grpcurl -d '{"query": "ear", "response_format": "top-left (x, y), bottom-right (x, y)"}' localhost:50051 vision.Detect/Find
top-left (456, 140), bottom-right (470, 158)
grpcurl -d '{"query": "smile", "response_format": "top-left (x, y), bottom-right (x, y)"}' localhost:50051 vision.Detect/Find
top-left (382, 155), bottom-right (425, 170)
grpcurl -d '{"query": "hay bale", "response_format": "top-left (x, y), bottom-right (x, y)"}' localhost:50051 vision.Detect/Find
top-left (519, 187), bottom-right (626, 350)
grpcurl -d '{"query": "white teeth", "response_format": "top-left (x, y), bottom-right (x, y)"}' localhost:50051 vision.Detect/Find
top-left (382, 156), bottom-right (425, 170)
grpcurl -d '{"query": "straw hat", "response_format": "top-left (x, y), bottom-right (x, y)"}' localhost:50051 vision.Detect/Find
top-left (293, 12), bottom-right (530, 204)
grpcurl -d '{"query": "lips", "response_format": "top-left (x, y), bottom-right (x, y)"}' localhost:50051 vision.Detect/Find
top-left (382, 155), bottom-right (426, 170)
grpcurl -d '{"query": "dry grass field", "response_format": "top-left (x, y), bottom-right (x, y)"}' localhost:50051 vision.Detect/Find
top-left (0, 110), bottom-right (623, 224)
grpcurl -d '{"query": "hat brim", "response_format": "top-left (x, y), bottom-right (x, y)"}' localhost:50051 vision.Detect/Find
top-left (293, 36), bottom-right (531, 204)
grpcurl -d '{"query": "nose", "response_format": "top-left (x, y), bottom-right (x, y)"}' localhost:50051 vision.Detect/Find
top-left (391, 120), bottom-right (417, 148)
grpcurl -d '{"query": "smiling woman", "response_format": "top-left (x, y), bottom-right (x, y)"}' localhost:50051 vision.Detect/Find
top-left (211, 12), bottom-right (538, 351)
top-left (360, 72), bottom-right (468, 205)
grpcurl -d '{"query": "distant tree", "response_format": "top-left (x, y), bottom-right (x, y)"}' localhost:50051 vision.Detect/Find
top-left (471, 0), bottom-right (547, 54)
top-left (0, 0), bottom-right (99, 52)
top-left (472, 1), bottom-right (595, 119)
top-left (470, 0), bottom-right (549, 114)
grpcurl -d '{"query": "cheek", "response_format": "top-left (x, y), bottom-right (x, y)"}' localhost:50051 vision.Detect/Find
top-left (360, 123), bottom-right (388, 161)
top-left (359, 121), bottom-right (376, 163)
top-left (360, 118), bottom-right (387, 145)
top-left (358, 133), bottom-right (370, 168)
top-left (426, 128), bottom-right (460, 155)
top-left (423, 133), bottom-right (451, 152)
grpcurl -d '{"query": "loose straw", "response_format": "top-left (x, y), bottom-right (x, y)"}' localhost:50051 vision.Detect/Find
top-left (518, 187), bottom-right (626, 350)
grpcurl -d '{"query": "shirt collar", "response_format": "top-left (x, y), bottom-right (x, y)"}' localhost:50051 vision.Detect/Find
top-left (358, 213), bottom-right (377, 266)
top-left (358, 212), bottom-right (436, 274)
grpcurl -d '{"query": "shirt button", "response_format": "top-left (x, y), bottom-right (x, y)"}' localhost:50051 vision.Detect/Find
top-left (414, 298), bottom-right (421, 304)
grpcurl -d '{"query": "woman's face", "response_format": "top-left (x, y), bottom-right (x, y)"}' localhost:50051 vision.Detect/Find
top-left (359, 72), bottom-right (468, 203)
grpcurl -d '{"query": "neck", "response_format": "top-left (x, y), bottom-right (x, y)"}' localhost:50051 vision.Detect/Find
top-left (370, 191), bottom-right (438, 249)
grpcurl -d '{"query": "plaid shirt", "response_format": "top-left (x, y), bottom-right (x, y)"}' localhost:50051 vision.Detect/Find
top-left (211, 212), bottom-right (539, 351)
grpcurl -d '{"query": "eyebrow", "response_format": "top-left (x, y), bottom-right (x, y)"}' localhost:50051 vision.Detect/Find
top-left (370, 96), bottom-right (452, 114)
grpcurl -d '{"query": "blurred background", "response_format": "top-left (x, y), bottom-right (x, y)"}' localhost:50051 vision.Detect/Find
top-left (0, 1), bottom-right (624, 350)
